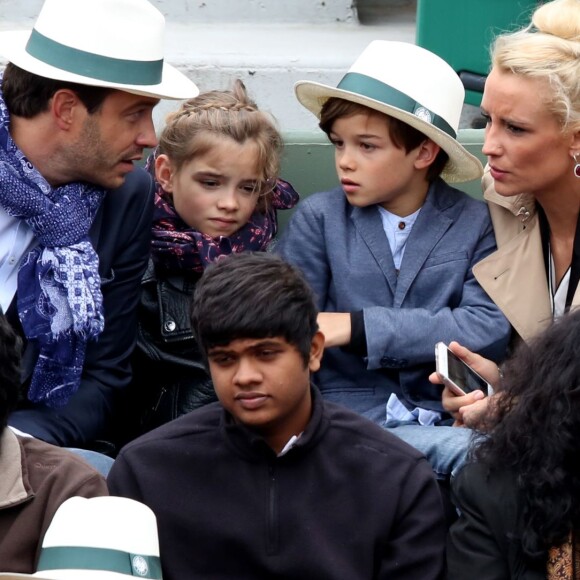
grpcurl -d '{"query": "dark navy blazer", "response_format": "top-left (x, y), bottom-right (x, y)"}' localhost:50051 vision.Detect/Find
top-left (9, 167), bottom-right (154, 447)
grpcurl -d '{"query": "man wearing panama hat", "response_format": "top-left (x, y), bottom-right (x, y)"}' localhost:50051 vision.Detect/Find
top-left (276, 40), bottom-right (511, 480)
top-left (0, 0), bottom-right (198, 451)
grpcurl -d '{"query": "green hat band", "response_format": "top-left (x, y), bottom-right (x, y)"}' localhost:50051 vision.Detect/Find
top-left (26, 29), bottom-right (163, 86)
top-left (336, 72), bottom-right (456, 138)
top-left (37, 546), bottom-right (162, 578)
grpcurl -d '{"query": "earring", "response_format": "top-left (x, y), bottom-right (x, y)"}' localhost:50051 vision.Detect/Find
top-left (574, 153), bottom-right (580, 178)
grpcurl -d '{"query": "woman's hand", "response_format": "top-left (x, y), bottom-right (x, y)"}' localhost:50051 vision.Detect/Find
top-left (439, 386), bottom-right (486, 426)
top-left (430, 341), bottom-right (502, 427)
top-left (458, 397), bottom-right (491, 428)
top-left (444, 341), bottom-right (502, 386)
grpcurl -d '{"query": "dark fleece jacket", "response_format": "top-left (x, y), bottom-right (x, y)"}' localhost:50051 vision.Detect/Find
top-left (108, 387), bottom-right (445, 580)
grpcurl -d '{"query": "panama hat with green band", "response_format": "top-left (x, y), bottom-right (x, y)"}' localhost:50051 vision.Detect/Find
top-left (0, 0), bottom-right (198, 100)
top-left (0, 496), bottom-right (162, 579)
top-left (295, 40), bottom-right (483, 184)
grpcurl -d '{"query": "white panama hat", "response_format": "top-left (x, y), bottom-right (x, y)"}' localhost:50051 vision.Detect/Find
top-left (0, 496), bottom-right (162, 579)
top-left (295, 40), bottom-right (483, 183)
top-left (0, 0), bottom-right (198, 100)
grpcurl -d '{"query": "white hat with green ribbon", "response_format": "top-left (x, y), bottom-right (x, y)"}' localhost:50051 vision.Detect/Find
top-left (0, 0), bottom-right (198, 100)
top-left (0, 496), bottom-right (162, 579)
top-left (295, 40), bottom-right (483, 183)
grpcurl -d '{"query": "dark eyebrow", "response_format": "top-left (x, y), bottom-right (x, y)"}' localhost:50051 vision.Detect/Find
top-left (123, 98), bottom-right (159, 113)
top-left (329, 131), bottom-right (383, 140)
top-left (208, 339), bottom-right (284, 356)
top-left (479, 106), bottom-right (532, 128)
top-left (207, 348), bottom-right (234, 358)
top-left (250, 340), bottom-right (284, 348)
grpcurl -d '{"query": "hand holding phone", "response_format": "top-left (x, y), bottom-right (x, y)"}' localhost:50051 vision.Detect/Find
top-left (435, 342), bottom-right (493, 397)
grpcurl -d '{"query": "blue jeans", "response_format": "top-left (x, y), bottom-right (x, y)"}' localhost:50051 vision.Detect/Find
top-left (324, 394), bottom-right (472, 480)
top-left (384, 421), bottom-right (472, 479)
top-left (68, 448), bottom-right (115, 477)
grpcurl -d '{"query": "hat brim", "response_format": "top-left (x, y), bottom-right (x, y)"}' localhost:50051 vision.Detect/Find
top-left (0, 574), bottom-right (129, 579)
top-left (0, 571), bottom-right (142, 579)
top-left (0, 30), bottom-right (198, 100)
top-left (0, 573), bottom-right (44, 580)
top-left (295, 80), bottom-right (483, 184)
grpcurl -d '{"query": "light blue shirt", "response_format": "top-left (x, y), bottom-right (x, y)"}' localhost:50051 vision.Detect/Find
top-left (377, 206), bottom-right (421, 270)
top-left (377, 205), bottom-right (442, 424)
top-left (0, 208), bottom-right (35, 312)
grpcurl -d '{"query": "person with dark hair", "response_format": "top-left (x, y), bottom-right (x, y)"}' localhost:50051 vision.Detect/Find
top-left (0, 0), bottom-right (198, 450)
top-left (275, 39), bottom-right (510, 480)
top-left (108, 252), bottom-right (446, 580)
top-left (447, 307), bottom-right (580, 578)
top-left (0, 314), bottom-right (108, 574)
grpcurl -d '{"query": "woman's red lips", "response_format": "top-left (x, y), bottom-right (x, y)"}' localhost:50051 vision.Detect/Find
top-left (489, 165), bottom-right (509, 180)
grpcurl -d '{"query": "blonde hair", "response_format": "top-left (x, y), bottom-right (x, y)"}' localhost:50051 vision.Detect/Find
top-left (491, 0), bottom-right (580, 130)
top-left (158, 80), bottom-right (283, 207)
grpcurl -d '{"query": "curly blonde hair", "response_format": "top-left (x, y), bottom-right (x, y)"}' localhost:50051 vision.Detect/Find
top-left (158, 80), bottom-right (283, 208)
top-left (491, 0), bottom-right (580, 131)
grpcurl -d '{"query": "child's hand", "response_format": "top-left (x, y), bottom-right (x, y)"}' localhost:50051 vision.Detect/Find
top-left (317, 313), bottom-right (351, 348)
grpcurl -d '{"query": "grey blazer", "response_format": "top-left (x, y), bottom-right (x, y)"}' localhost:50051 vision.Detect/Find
top-left (276, 178), bottom-right (510, 419)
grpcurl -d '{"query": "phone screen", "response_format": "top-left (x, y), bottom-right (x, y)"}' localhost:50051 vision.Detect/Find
top-left (447, 350), bottom-right (489, 394)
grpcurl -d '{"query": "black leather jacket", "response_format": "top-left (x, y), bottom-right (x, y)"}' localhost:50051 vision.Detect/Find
top-left (127, 259), bottom-right (217, 438)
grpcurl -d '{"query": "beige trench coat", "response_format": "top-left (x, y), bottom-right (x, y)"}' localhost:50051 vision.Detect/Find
top-left (473, 168), bottom-right (580, 344)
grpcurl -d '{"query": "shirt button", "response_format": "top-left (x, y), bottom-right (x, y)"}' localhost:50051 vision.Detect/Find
top-left (8, 256), bottom-right (16, 265)
top-left (398, 221), bottom-right (406, 230)
top-left (164, 320), bottom-right (176, 332)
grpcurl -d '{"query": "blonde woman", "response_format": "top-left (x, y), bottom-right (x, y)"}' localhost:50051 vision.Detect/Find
top-left (442, 0), bottom-right (580, 429)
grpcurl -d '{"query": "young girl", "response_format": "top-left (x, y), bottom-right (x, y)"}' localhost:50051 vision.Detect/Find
top-left (128, 80), bottom-right (298, 437)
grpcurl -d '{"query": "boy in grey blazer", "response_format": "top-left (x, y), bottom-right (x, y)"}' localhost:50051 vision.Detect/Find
top-left (276, 40), bottom-right (510, 478)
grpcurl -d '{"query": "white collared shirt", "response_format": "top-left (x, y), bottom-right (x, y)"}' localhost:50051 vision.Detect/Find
top-left (277, 433), bottom-right (302, 457)
top-left (548, 251), bottom-right (570, 319)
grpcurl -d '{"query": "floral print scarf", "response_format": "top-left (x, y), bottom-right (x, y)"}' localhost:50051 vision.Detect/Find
top-left (147, 150), bottom-right (299, 273)
top-left (548, 532), bottom-right (580, 579)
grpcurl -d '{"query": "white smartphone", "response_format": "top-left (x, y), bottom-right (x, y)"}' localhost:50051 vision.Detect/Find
top-left (435, 342), bottom-right (493, 397)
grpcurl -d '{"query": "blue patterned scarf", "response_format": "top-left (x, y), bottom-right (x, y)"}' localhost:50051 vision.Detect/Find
top-left (0, 75), bottom-right (105, 407)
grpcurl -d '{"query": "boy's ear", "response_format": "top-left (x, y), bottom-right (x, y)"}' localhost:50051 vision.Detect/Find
top-left (155, 154), bottom-right (175, 192)
top-left (308, 331), bottom-right (325, 373)
top-left (413, 139), bottom-right (441, 170)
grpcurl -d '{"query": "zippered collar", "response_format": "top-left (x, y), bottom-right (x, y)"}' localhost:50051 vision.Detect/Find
top-left (221, 386), bottom-right (329, 461)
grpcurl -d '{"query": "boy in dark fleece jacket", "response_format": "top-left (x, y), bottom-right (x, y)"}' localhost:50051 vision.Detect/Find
top-left (108, 252), bottom-right (445, 580)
